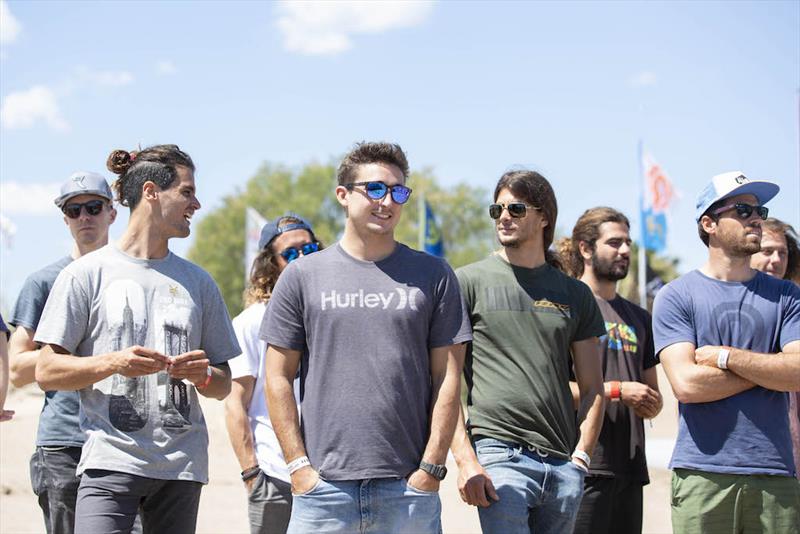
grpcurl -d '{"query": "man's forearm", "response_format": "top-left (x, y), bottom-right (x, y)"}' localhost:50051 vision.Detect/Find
top-left (266, 376), bottom-right (306, 462)
top-left (450, 404), bottom-right (480, 467)
top-left (9, 328), bottom-right (40, 387)
top-left (196, 364), bottom-right (231, 400)
top-left (672, 365), bottom-right (755, 403)
top-left (224, 396), bottom-right (259, 471)
top-left (575, 383), bottom-right (604, 456)
top-left (726, 348), bottom-right (800, 392)
top-left (421, 367), bottom-right (461, 465)
top-left (35, 344), bottom-right (115, 391)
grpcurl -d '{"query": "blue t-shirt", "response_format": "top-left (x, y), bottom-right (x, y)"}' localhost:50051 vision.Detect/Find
top-left (9, 256), bottom-right (84, 447)
top-left (653, 270), bottom-right (800, 477)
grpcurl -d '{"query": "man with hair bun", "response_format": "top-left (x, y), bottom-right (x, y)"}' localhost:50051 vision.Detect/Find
top-left (558, 207), bottom-right (662, 534)
top-left (8, 171), bottom-right (118, 534)
top-left (654, 172), bottom-right (800, 533)
top-left (225, 214), bottom-right (322, 534)
top-left (34, 145), bottom-right (240, 534)
top-left (451, 169), bottom-right (606, 534)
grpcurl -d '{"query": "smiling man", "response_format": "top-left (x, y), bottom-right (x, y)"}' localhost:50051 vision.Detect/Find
top-left (654, 172), bottom-right (800, 533)
top-left (8, 171), bottom-right (117, 534)
top-left (33, 145), bottom-right (240, 534)
top-left (263, 142), bottom-right (471, 533)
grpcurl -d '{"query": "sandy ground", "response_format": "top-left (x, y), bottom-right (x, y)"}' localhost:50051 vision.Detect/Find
top-left (1, 367), bottom-right (677, 534)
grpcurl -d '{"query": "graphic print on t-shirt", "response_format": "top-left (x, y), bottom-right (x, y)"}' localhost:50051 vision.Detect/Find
top-left (604, 321), bottom-right (638, 353)
top-left (104, 279), bottom-right (194, 434)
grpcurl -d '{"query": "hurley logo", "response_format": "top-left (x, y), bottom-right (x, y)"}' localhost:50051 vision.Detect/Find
top-left (321, 288), bottom-right (420, 311)
top-left (735, 175), bottom-right (748, 184)
top-left (73, 175), bottom-right (87, 189)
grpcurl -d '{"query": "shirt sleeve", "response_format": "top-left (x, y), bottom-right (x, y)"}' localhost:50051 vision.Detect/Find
top-left (33, 270), bottom-right (90, 354)
top-left (574, 280), bottom-right (606, 341)
top-left (429, 261), bottom-right (473, 348)
top-left (9, 275), bottom-right (47, 331)
top-left (228, 308), bottom-right (262, 379)
top-left (200, 274), bottom-right (241, 366)
top-left (260, 263), bottom-right (307, 351)
top-left (779, 282), bottom-right (800, 350)
top-left (652, 280), bottom-right (696, 357)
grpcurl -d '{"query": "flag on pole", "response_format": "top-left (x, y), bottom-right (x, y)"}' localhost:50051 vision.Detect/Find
top-left (245, 207), bottom-right (267, 284)
top-left (640, 151), bottom-right (674, 253)
top-left (418, 196), bottom-right (444, 257)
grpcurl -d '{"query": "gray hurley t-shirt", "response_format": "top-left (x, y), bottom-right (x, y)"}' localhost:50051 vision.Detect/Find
top-left (9, 256), bottom-right (84, 447)
top-left (35, 244), bottom-right (240, 483)
top-left (261, 243), bottom-right (472, 481)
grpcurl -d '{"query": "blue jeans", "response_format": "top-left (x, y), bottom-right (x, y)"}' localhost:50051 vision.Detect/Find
top-left (475, 437), bottom-right (586, 534)
top-left (288, 477), bottom-right (441, 534)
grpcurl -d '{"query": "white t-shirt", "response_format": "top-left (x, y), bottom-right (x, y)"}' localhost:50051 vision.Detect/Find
top-left (229, 302), bottom-right (299, 483)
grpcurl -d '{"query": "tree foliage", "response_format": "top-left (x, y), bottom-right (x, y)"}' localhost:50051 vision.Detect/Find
top-left (188, 161), bottom-right (495, 316)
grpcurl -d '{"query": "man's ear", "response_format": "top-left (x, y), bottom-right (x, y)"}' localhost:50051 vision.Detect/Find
top-left (700, 214), bottom-right (717, 235)
top-left (141, 181), bottom-right (159, 202)
top-left (578, 240), bottom-right (593, 261)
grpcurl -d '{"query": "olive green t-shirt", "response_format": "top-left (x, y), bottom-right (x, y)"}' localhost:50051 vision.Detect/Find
top-left (457, 255), bottom-right (605, 459)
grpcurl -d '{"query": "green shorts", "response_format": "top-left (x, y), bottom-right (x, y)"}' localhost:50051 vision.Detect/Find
top-left (671, 468), bottom-right (800, 534)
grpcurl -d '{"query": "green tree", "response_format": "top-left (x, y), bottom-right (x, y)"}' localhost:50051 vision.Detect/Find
top-left (188, 162), bottom-right (495, 316)
top-left (617, 243), bottom-right (681, 311)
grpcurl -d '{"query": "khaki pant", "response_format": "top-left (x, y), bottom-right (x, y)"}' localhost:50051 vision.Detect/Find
top-left (671, 468), bottom-right (800, 534)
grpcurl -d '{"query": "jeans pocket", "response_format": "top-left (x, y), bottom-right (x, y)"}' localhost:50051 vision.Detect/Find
top-left (292, 477), bottom-right (324, 497)
top-left (247, 470), bottom-right (265, 500)
top-left (29, 450), bottom-right (45, 496)
top-left (476, 444), bottom-right (514, 467)
top-left (405, 480), bottom-right (439, 496)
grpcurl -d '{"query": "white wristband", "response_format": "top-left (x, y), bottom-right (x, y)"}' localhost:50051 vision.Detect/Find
top-left (287, 456), bottom-right (311, 475)
top-left (717, 348), bottom-right (730, 370)
top-left (571, 449), bottom-right (591, 468)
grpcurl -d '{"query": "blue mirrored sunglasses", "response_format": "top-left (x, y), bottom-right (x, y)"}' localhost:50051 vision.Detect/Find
top-left (280, 241), bottom-right (320, 262)
top-left (344, 181), bottom-right (412, 205)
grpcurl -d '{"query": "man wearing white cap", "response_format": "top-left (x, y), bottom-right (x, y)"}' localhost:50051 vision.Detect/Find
top-left (653, 171), bottom-right (800, 533)
top-left (8, 171), bottom-right (117, 534)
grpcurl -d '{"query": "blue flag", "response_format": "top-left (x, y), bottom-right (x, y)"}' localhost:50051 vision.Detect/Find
top-left (423, 201), bottom-right (444, 257)
top-left (641, 208), bottom-right (667, 253)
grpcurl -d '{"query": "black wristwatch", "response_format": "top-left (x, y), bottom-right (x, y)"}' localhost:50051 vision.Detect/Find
top-left (419, 460), bottom-right (447, 481)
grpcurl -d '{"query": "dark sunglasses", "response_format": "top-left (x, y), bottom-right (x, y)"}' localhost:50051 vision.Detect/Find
top-left (280, 241), bottom-right (320, 263)
top-left (712, 202), bottom-right (769, 221)
top-left (62, 199), bottom-right (106, 219)
top-left (344, 181), bottom-right (413, 205)
top-left (488, 202), bottom-right (539, 219)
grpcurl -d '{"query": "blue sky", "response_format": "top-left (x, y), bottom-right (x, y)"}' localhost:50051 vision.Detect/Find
top-left (1, 0), bottom-right (798, 312)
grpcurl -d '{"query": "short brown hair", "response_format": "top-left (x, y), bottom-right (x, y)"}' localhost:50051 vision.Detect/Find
top-left (761, 217), bottom-right (800, 281)
top-left (557, 207), bottom-right (630, 278)
top-left (244, 215), bottom-right (323, 306)
top-left (337, 142), bottom-right (409, 186)
top-left (697, 199), bottom-right (727, 246)
top-left (494, 169), bottom-right (561, 268)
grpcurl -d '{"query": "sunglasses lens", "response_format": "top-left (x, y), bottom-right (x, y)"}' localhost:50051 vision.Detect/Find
top-left (365, 182), bottom-right (388, 200)
top-left (390, 186), bottom-right (411, 204)
top-left (302, 242), bottom-right (320, 255)
top-left (281, 248), bottom-right (300, 262)
top-left (85, 200), bottom-right (104, 216)
top-left (64, 205), bottom-right (81, 219)
top-left (508, 203), bottom-right (527, 218)
top-left (488, 204), bottom-right (502, 219)
top-left (757, 206), bottom-right (769, 220)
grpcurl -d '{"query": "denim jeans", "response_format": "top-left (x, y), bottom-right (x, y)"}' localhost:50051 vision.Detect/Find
top-left (30, 446), bottom-right (82, 534)
top-left (288, 477), bottom-right (441, 534)
top-left (474, 437), bottom-right (586, 534)
top-left (248, 470), bottom-right (292, 534)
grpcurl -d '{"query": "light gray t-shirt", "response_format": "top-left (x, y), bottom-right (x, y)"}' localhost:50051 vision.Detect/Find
top-left (35, 244), bottom-right (240, 483)
top-left (261, 243), bottom-right (472, 481)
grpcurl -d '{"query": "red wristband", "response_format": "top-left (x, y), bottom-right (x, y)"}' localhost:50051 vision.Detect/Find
top-left (197, 367), bottom-right (212, 390)
top-left (609, 381), bottom-right (621, 400)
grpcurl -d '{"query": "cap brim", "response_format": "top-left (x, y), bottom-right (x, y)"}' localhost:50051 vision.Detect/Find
top-left (720, 181), bottom-right (780, 206)
top-left (54, 190), bottom-right (113, 208)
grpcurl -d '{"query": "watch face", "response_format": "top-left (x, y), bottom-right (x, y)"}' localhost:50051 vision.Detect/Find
top-left (421, 461), bottom-right (447, 480)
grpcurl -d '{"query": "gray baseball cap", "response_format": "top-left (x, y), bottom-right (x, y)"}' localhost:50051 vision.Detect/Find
top-left (54, 171), bottom-right (114, 208)
top-left (695, 171), bottom-right (779, 222)
top-left (258, 214), bottom-right (315, 250)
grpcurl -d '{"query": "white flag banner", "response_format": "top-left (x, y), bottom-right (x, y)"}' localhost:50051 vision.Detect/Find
top-left (245, 207), bottom-right (268, 284)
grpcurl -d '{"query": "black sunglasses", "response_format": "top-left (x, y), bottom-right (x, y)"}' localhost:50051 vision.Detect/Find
top-left (62, 199), bottom-right (106, 219)
top-left (712, 202), bottom-right (769, 221)
top-left (344, 181), bottom-right (413, 205)
top-left (280, 242), bottom-right (320, 263)
top-left (489, 202), bottom-right (539, 219)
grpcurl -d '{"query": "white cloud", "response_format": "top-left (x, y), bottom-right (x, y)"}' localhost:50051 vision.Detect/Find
top-left (76, 66), bottom-right (134, 87)
top-left (0, 86), bottom-right (69, 131)
top-left (156, 60), bottom-right (176, 75)
top-left (276, 0), bottom-right (434, 55)
top-left (629, 70), bottom-right (657, 88)
top-left (0, 181), bottom-right (60, 215)
top-left (0, 0), bottom-right (22, 44)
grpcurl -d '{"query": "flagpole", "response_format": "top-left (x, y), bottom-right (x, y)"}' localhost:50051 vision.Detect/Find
top-left (418, 192), bottom-right (425, 251)
top-left (638, 140), bottom-right (647, 309)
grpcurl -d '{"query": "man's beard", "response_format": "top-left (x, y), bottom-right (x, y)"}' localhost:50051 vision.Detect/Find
top-left (592, 253), bottom-right (629, 282)
top-left (719, 225), bottom-right (761, 257)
